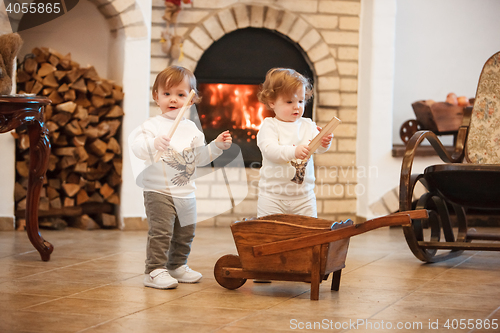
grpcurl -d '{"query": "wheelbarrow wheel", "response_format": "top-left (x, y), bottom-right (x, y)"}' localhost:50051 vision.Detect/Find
top-left (214, 254), bottom-right (246, 290)
top-left (400, 119), bottom-right (420, 144)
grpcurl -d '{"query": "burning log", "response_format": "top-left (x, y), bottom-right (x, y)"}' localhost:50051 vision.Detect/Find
top-left (14, 47), bottom-right (124, 229)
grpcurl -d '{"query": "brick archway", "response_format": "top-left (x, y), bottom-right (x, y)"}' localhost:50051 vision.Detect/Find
top-left (149, 1), bottom-right (361, 224)
top-left (179, 4), bottom-right (339, 109)
top-left (91, 0), bottom-right (147, 38)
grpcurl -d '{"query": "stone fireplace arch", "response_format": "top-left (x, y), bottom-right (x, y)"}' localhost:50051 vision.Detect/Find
top-left (178, 3), bottom-right (340, 110)
top-left (145, 3), bottom-right (350, 225)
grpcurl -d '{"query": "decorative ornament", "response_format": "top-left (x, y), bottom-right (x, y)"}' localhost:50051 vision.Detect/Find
top-left (161, 0), bottom-right (192, 60)
top-left (161, 30), bottom-right (173, 55)
top-left (170, 35), bottom-right (183, 60)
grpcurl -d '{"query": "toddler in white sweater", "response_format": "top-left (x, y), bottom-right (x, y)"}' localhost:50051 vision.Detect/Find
top-left (256, 68), bottom-right (333, 218)
top-left (131, 66), bottom-right (231, 289)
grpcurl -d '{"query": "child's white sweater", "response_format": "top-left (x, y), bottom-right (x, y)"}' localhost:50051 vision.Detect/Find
top-left (257, 117), bottom-right (330, 200)
top-left (131, 114), bottom-right (222, 198)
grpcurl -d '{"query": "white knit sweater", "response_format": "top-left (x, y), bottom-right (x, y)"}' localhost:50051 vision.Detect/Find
top-left (130, 114), bottom-right (222, 198)
top-left (256, 117), bottom-right (330, 200)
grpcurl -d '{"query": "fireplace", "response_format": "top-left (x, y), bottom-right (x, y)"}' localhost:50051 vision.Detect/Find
top-left (194, 27), bottom-right (314, 166)
top-left (147, 1), bottom-right (360, 226)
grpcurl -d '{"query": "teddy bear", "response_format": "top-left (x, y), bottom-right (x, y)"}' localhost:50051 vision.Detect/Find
top-left (0, 33), bottom-right (23, 95)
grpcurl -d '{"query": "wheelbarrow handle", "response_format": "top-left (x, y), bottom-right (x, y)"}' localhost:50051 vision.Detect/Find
top-left (252, 209), bottom-right (428, 257)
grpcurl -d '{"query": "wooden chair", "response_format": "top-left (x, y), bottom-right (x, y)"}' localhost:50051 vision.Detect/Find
top-left (399, 51), bottom-right (500, 262)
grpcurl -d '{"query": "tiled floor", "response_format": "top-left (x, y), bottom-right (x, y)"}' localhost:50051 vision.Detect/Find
top-left (1, 225), bottom-right (499, 332)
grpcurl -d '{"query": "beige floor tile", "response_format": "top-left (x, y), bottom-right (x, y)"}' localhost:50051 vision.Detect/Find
top-left (0, 279), bottom-right (101, 297)
top-left (25, 297), bottom-right (151, 317)
top-left (99, 251), bottom-right (148, 263)
top-left (0, 292), bottom-right (57, 310)
top-left (339, 272), bottom-right (424, 292)
top-left (16, 267), bottom-right (139, 284)
top-left (434, 267), bottom-right (500, 285)
top-left (0, 263), bottom-right (53, 279)
top-left (167, 288), bottom-right (295, 310)
top-left (130, 303), bottom-right (255, 325)
top-left (267, 295), bottom-right (395, 319)
top-left (0, 309), bottom-right (114, 332)
top-left (70, 284), bottom-right (197, 305)
top-left (82, 317), bottom-right (220, 333)
top-left (418, 279), bottom-right (500, 297)
top-left (347, 260), bottom-right (451, 280)
top-left (304, 284), bottom-right (409, 303)
top-left (1, 227), bottom-right (499, 332)
top-left (68, 258), bottom-right (146, 274)
top-left (395, 291), bottom-right (500, 313)
top-left (0, 253), bottom-right (87, 268)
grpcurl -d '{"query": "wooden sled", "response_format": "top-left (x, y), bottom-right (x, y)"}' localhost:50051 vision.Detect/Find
top-left (214, 210), bottom-right (428, 300)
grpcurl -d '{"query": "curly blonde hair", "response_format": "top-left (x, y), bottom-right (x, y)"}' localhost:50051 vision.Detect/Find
top-left (257, 68), bottom-right (313, 110)
top-left (152, 65), bottom-right (201, 103)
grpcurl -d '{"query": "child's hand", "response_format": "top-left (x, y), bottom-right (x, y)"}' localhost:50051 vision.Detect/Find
top-left (215, 130), bottom-right (232, 150)
top-left (154, 135), bottom-right (170, 151)
top-left (295, 144), bottom-right (310, 160)
top-left (317, 126), bottom-right (334, 148)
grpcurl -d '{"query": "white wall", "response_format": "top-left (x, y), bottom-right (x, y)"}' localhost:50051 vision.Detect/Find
top-left (18, 1), bottom-right (111, 78)
top-left (392, 0), bottom-right (500, 145)
top-left (0, 0), bottom-right (152, 226)
top-left (0, 1), bottom-right (112, 223)
top-left (358, 0), bottom-right (500, 219)
top-left (119, 0), bottom-right (152, 224)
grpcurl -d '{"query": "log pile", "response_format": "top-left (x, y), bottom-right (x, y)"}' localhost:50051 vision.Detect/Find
top-left (14, 47), bottom-right (123, 230)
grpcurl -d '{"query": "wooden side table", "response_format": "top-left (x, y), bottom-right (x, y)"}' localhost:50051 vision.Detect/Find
top-left (0, 95), bottom-right (53, 261)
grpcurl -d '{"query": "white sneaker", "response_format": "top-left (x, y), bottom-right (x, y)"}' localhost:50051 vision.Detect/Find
top-left (144, 268), bottom-right (178, 289)
top-left (168, 265), bottom-right (202, 283)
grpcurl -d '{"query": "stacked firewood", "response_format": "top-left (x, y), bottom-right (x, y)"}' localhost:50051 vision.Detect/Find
top-left (14, 47), bottom-right (123, 230)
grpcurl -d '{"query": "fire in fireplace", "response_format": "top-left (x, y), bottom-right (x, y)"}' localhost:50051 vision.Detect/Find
top-left (197, 83), bottom-right (272, 165)
top-left (198, 83), bottom-right (271, 139)
top-left (194, 27), bottom-right (314, 166)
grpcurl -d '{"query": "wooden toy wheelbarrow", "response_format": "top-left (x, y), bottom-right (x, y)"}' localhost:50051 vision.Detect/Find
top-left (214, 210), bottom-right (428, 300)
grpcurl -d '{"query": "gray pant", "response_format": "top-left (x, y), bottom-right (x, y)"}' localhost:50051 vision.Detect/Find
top-left (143, 191), bottom-right (196, 274)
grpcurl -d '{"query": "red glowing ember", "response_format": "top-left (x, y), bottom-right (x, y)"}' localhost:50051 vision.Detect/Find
top-left (198, 83), bottom-right (272, 132)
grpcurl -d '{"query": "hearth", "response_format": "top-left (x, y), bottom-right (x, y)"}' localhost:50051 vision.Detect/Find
top-left (194, 27), bottom-right (314, 166)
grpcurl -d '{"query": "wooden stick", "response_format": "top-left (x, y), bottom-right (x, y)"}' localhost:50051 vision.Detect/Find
top-left (305, 116), bottom-right (341, 160)
top-left (154, 89), bottom-right (196, 162)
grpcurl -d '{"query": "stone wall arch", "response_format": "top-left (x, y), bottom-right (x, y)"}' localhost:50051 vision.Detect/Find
top-left (177, 3), bottom-right (340, 111)
top-left (90, 0), bottom-right (147, 38)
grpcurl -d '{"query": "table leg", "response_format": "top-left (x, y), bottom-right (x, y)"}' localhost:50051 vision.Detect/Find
top-left (26, 118), bottom-right (53, 261)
